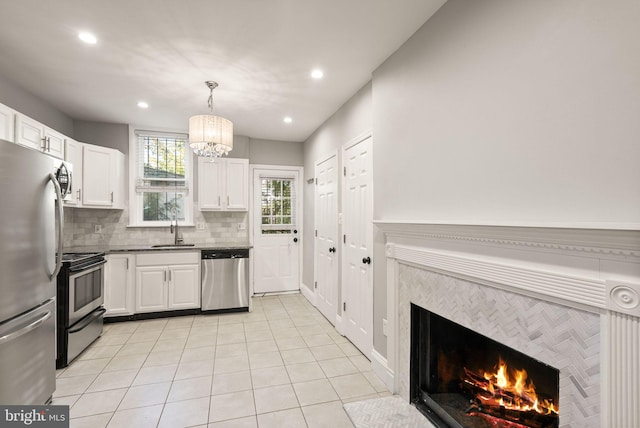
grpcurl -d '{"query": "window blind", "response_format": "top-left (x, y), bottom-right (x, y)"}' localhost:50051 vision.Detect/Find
top-left (135, 131), bottom-right (189, 193)
top-left (259, 176), bottom-right (296, 233)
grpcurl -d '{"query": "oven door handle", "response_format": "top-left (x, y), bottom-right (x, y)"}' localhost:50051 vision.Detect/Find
top-left (68, 308), bottom-right (106, 334)
top-left (68, 259), bottom-right (107, 273)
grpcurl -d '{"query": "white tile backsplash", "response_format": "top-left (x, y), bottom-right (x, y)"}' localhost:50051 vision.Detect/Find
top-left (63, 206), bottom-right (248, 248)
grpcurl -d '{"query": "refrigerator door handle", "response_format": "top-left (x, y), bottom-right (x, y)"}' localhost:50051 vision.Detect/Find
top-left (0, 310), bottom-right (52, 345)
top-left (49, 172), bottom-right (64, 279)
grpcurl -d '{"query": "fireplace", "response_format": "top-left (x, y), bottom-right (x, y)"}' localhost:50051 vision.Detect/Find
top-left (410, 304), bottom-right (560, 428)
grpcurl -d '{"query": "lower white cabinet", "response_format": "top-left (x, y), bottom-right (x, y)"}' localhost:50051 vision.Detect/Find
top-left (104, 254), bottom-right (135, 317)
top-left (135, 252), bottom-right (200, 313)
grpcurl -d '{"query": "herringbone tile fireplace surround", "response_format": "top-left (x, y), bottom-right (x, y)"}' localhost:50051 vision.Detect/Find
top-left (378, 224), bottom-right (640, 428)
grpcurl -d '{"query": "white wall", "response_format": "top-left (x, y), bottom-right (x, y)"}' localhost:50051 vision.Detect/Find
top-left (373, 0), bottom-right (640, 228)
top-left (302, 82), bottom-right (372, 290)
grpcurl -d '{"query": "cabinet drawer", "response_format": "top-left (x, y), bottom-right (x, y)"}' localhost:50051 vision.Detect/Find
top-left (136, 251), bottom-right (199, 266)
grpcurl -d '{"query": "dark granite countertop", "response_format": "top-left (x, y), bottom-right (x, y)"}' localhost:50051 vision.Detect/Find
top-left (64, 242), bottom-right (252, 254)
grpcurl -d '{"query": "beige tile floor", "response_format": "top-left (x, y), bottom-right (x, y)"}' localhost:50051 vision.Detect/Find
top-left (54, 293), bottom-right (390, 428)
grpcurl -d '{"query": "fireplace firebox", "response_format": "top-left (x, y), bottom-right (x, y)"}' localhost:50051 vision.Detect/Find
top-left (410, 304), bottom-right (560, 428)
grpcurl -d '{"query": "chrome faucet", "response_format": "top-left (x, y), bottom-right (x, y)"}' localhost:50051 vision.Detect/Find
top-left (170, 216), bottom-right (184, 245)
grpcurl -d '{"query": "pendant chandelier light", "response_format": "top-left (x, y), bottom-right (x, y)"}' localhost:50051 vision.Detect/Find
top-left (189, 81), bottom-right (233, 159)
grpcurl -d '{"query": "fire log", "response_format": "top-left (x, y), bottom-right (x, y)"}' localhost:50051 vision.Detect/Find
top-left (466, 402), bottom-right (558, 428)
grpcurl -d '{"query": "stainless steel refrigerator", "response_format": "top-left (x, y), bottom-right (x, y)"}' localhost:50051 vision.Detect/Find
top-left (0, 138), bottom-right (70, 404)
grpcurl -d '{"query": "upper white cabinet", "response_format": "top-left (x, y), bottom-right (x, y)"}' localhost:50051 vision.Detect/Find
top-left (198, 157), bottom-right (248, 211)
top-left (14, 113), bottom-right (65, 159)
top-left (0, 103), bottom-right (15, 141)
top-left (82, 144), bottom-right (125, 209)
top-left (64, 139), bottom-right (84, 206)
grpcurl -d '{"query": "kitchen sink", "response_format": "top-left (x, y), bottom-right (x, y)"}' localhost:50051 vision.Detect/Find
top-left (151, 243), bottom-right (196, 248)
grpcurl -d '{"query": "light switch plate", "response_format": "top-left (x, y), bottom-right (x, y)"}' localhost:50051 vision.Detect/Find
top-left (238, 223), bottom-right (247, 230)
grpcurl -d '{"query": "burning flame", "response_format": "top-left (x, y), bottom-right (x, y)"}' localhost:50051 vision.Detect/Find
top-left (465, 357), bottom-right (558, 416)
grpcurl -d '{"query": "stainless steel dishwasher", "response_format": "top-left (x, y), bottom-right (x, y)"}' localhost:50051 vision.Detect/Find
top-left (201, 249), bottom-right (249, 312)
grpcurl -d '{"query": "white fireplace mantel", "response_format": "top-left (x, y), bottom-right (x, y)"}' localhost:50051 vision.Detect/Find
top-left (377, 222), bottom-right (640, 428)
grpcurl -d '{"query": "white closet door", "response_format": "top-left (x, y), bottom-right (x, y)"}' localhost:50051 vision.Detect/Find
top-left (342, 136), bottom-right (373, 357)
top-left (315, 153), bottom-right (339, 324)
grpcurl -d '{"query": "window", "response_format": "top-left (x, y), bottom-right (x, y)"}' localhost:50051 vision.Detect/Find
top-left (131, 130), bottom-right (193, 226)
top-left (260, 177), bottom-right (295, 234)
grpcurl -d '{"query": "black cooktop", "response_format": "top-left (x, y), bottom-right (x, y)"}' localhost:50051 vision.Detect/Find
top-left (61, 252), bottom-right (105, 264)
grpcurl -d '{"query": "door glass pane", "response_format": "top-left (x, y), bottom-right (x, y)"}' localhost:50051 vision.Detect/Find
top-left (261, 177), bottom-right (294, 235)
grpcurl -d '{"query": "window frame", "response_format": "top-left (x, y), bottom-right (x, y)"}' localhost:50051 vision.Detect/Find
top-left (128, 126), bottom-right (194, 227)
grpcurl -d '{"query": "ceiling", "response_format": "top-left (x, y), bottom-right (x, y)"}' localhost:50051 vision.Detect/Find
top-left (0, 0), bottom-right (446, 142)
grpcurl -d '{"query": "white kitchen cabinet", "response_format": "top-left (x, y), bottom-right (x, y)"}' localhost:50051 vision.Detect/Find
top-left (64, 139), bottom-right (84, 206)
top-left (198, 157), bottom-right (248, 211)
top-left (104, 254), bottom-right (135, 317)
top-left (14, 113), bottom-right (65, 159)
top-left (167, 265), bottom-right (200, 310)
top-left (43, 127), bottom-right (65, 159)
top-left (135, 252), bottom-right (200, 313)
top-left (135, 266), bottom-right (169, 313)
top-left (82, 144), bottom-right (125, 209)
top-left (0, 103), bottom-right (15, 141)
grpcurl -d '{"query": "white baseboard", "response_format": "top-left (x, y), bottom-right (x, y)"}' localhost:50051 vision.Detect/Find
top-left (335, 314), bottom-right (345, 335)
top-left (371, 349), bottom-right (395, 393)
top-left (300, 282), bottom-right (315, 306)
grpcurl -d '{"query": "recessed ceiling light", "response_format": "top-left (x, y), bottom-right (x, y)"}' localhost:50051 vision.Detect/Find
top-left (283, 117), bottom-right (293, 124)
top-left (311, 69), bottom-right (324, 79)
top-left (137, 101), bottom-right (149, 109)
top-left (78, 32), bottom-right (97, 44)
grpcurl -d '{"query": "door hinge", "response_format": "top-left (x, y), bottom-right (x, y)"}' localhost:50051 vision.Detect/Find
top-left (343, 235), bottom-right (346, 244)
top-left (315, 178), bottom-right (318, 185)
top-left (315, 229), bottom-right (318, 237)
top-left (314, 281), bottom-right (317, 289)
top-left (343, 302), bottom-right (346, 311)
top-left (343, 166), bottom-right (346, 176)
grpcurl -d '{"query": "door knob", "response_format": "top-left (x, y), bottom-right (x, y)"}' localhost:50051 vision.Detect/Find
top-left (293, 237), bottom-right (298, 243)
top-left (329, 247), bottom-right (336, 253)
top-left (362, 257), bottom-right (371, 264)
top-left (293, 229), bottom-right (298, 234)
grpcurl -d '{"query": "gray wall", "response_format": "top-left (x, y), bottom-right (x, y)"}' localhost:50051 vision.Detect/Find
top-left (74, 121), bottom-right (129, 154)
top-left (373, 0), bottom-right (640, 227)
top-left (249, 138), bottom-right (303, 166)
top-left (0, 73), bottom-right (73, 136)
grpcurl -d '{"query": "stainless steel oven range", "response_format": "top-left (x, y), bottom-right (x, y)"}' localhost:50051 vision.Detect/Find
top-left (56, 252), bottom-right (107, 368)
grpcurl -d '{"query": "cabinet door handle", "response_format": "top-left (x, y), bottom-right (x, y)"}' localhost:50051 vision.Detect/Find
top-left (47, 137), bottom-right (51, 152)
top-left (77, 189), bottom-right (82, 201)
top-left (168, 270), bottom-right (172, 282)
top-left (164, 270), bottom-right (167, 282)
top-left (110, 192), bottom-right (114, 203)
top-left (227, 195), bottom-right (230, 206)
top-left (40, 137), bottom-right (47, 151)
top-left (218, 196), bottom-right (221, 206)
